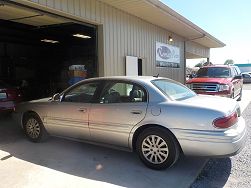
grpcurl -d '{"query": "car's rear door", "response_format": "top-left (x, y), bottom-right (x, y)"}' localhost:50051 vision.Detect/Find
top-left (89, 80), bottom-right (148, 148)
top-left (46, 81), bottom-right (100, 140)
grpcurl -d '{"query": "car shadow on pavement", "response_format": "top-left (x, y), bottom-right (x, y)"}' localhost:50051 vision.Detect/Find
top-left (191, 157), bottom-right (231, 188)
top-left (0, 115), bottom-right (207, 188)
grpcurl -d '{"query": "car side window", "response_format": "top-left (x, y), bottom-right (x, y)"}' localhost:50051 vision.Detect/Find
top-left (99, 82), bottom-right (146, 103)
top-left (234, 67), bottom-right (241, 75)
top-left (243, 74), bottom-right (250, 78)
top-left (63, 82), bottom-right (98, 103)
top-left (231, 68), bottom-right (237, 77)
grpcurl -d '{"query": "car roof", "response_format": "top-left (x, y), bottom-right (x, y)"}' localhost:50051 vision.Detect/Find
top-left (202, 65), bottom-right (232, 68)
top-left (80, 76), bottom-right (173, 84)
top-left (66, 76), bottom-right (180, 93)
top-left (202, 64), bottom-right (241, 68)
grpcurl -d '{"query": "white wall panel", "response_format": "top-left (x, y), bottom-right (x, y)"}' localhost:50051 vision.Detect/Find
top-left (186, 41), bottom-right (210, 58)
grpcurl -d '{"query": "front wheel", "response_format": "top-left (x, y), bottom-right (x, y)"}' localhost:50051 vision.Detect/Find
top-left (136, 127), bottom-right (180, 170)
top-left (23, 112), bottom-right (48, 142)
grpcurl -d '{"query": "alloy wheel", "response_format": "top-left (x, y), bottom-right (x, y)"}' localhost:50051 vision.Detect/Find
top-left (141, 135), bottom-right (169, 164)
top-left (26, 118), bottom-right (40, 139)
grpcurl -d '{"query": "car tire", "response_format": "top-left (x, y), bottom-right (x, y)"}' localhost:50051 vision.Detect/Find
top-left (237, 89), bottom-right (242, 101)
top-left (136, 127), bottom-right (180, 170)
top-left (23, 112), bottom-right (48, 142)
top-left (230, 90), bottom-right (234, 99)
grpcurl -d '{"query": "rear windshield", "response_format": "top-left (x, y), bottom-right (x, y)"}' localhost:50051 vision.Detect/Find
top-left (151, 79), bottom-right (196, 101)
top-left (197, 67), bottom-right (231, 78)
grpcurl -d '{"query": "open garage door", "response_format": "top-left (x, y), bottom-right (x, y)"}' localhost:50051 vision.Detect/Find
top-left (0, 1), bottom-right (98, 100)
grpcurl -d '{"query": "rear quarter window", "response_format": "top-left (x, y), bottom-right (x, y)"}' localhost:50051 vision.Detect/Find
top-left (151, 79), bottom-right (196, 101)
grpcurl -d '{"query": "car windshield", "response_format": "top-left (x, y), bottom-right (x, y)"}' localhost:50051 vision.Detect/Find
top-left (196, 67), bottom-right (231, 78)
top-left (151, 79), bottom-right (196, 101)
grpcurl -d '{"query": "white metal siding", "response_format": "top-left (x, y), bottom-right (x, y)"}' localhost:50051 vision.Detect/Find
top-left (186, 41), bottom-right (210, 58)
top-left (25, 0), bottom-right (185, 82)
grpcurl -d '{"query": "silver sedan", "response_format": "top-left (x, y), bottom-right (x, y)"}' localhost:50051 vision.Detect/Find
top-left (242, 72), bottom-right (251, 83)
top-left (13, 76), bottom-right (247, 170)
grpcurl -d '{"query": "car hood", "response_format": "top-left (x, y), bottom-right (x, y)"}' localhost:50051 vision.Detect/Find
top-left (181, 95), bottom-right (239, 115)
top-left (15, 97), bottom-right (52, 113)
top-left (23, 97), bottom-right (52, 104)
top-left (187, 77), bottom-right (232, 84)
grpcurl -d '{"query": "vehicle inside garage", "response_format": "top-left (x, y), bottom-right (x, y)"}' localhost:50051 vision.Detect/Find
top-left (0, 3), bottom-right (97, 100)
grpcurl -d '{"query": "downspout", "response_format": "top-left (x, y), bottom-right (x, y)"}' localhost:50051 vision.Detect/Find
top-left (183, 41), bottom-right (186, 84)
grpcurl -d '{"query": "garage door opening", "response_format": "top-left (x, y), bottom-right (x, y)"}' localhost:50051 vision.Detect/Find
top-left (0, 20), bottom-right (97, 100)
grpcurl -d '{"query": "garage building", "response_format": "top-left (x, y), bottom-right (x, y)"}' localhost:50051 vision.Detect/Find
top-left (0, 0), bottom-right (225, 100)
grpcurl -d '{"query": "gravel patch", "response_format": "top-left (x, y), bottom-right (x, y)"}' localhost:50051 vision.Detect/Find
top-left (191, 102), bottom-right (251, 188)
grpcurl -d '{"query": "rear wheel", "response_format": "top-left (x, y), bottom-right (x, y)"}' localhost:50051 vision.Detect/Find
top-left (23, 112), bottom-right (48, 142)
top-left (136, 127), bottom-right (180, 170)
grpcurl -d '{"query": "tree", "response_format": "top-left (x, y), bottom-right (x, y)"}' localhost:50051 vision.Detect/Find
top-left (194, 59), bottom-right (205, 67)
top-left (194, 62), bottom-right (203, 67)
top-left (224, 59), bottom-right (234, 65)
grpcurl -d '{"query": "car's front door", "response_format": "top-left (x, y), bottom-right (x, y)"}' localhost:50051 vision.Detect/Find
top-left (89, 81), bottom-right (148, 148)
top-left (46, 82), bottom-right (99, 140)
top-left (232, 67), bottom-right (242, 97)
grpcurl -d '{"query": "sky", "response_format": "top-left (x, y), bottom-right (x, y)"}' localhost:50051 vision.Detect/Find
top-left (160, 0), bottom-right (251, 67)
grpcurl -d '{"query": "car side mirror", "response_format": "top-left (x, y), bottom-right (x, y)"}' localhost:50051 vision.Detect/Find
top-left (52, 93), bottom-right (60, 101)
top-left (234, 75), bottom-right (242, 79)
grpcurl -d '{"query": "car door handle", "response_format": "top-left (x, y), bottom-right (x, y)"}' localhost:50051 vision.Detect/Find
top-left (131, 110), bottom-right (142, 114)
top-left (78, 108), bottom-right (87, 113)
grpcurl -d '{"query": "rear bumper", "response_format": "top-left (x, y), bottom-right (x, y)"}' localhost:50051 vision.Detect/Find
top-left (0, 101), bottom-right (16, 112)
top-left (174, 117), bottom-right (247, 157)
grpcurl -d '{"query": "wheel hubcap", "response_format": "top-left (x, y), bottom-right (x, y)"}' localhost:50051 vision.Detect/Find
top-left (26, 118), bottom-right (40, 139)
top-left (142, 135), bottom-right (169, 164)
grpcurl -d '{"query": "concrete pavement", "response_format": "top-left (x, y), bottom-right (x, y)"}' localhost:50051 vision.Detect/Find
top-left (0, 117), bottom-right (206, 188)
top-left (0, 87), bottom-right (250, 188)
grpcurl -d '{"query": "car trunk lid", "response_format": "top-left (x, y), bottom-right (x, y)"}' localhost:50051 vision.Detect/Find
top-left (182, 95), bottom-right (239, 116)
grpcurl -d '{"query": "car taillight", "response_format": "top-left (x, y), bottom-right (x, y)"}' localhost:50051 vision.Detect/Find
top-left (213, 112), bottom-right (238, 129)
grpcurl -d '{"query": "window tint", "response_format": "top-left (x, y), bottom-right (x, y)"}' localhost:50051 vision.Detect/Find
top-left (243, 74), bottom-right (250, 78)
top-left (99, 82), bottom-right (146, 103)
top-left (197, 67), bottom-right (231, 78)
top-left (63, 82), bottom-right (98, 103)
top-left (152, 79), bottom-right (196, 100)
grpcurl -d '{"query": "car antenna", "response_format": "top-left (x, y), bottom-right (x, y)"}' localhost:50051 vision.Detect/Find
top-left (153, 73), bottom-right (159, 78)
